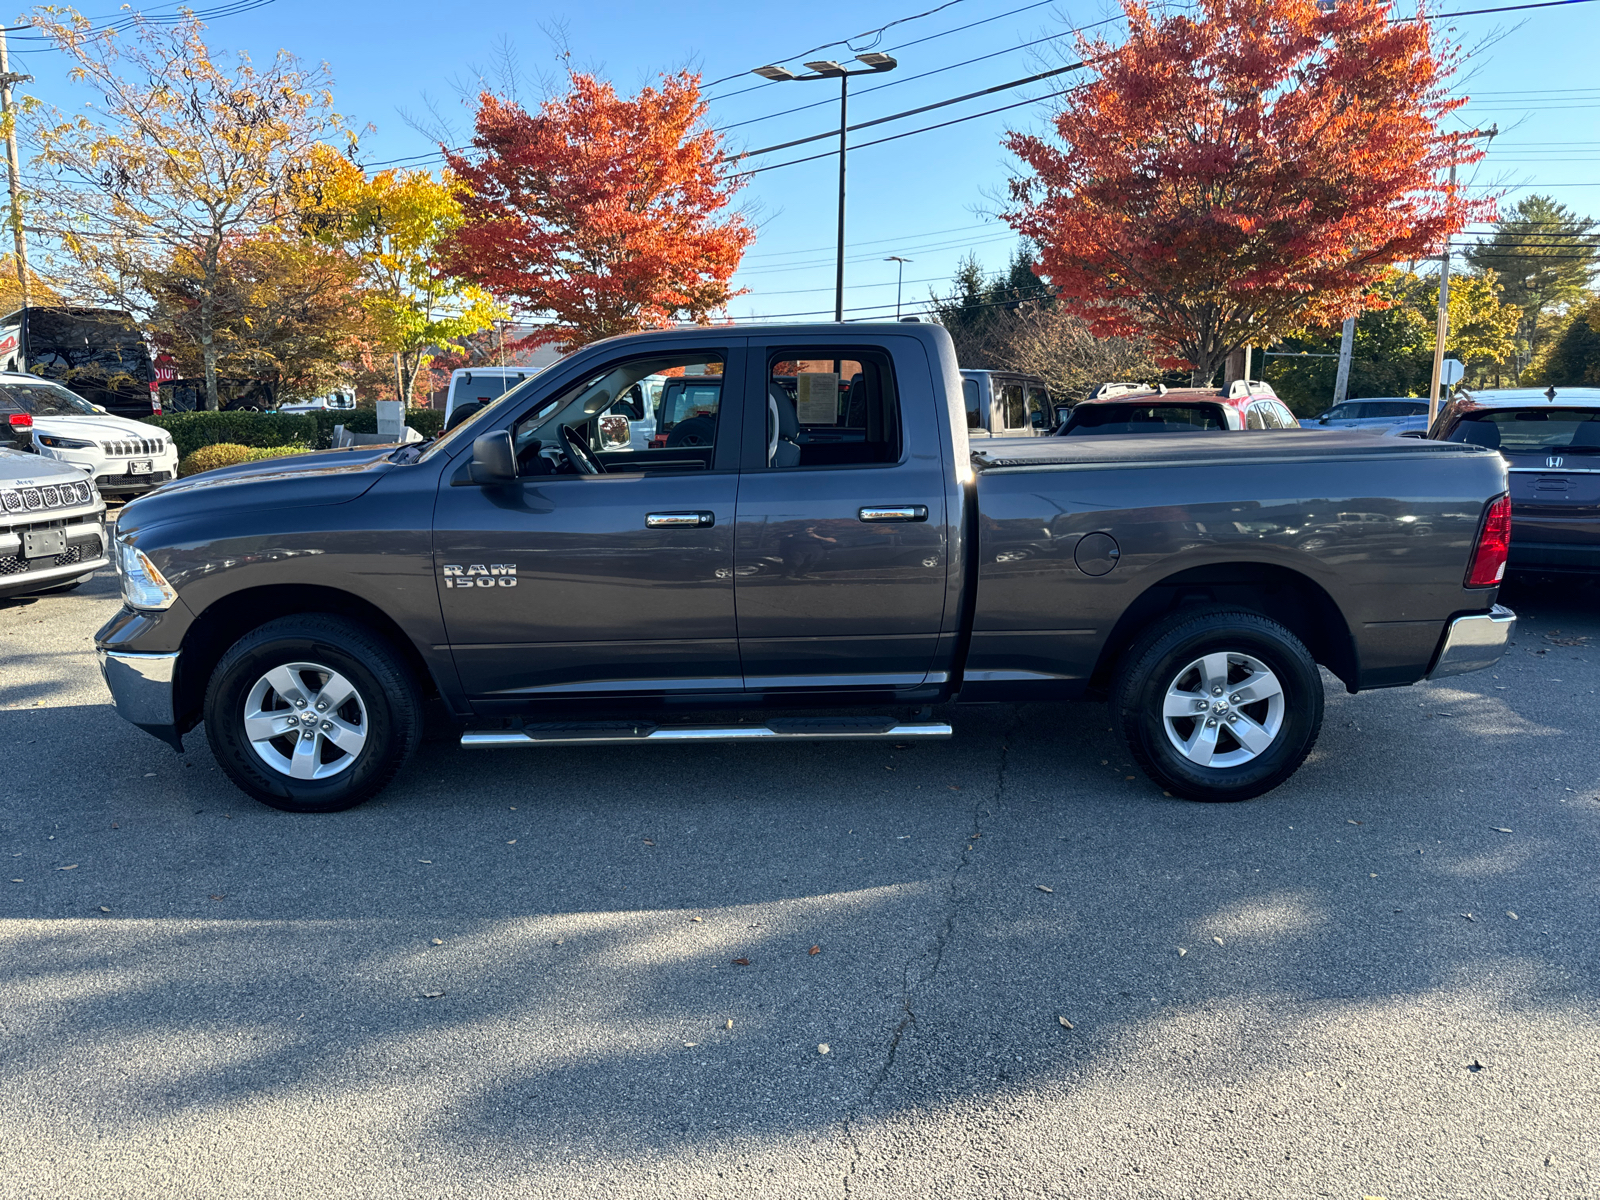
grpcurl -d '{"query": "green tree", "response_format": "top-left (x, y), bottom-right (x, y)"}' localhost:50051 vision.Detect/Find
top-left (1531, 298), bottom-right (1600, 387)
top-left (1463, 195), bottom-right (1599, 368)
top-left (1266, 268), bottom-right (1520, 413)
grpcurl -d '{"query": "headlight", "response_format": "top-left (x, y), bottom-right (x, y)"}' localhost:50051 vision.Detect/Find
top-left (36, 434), bottom-right (96, 450)
top-left (118, 541), bottom-right (178, 610)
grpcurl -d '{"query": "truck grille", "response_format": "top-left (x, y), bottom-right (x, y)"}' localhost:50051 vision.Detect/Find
top-left (102, 438), bottom-right (166, 457)
top-left (1, 481), bottom-right (96, 513)
top-left (0, 544), bottom-right (83, 576)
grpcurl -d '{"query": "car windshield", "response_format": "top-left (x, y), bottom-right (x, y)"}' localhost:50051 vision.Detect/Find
top-left (1061, 403), bottom-right (1227, 435)
top-left (0, 381), bottom-right (100, 416)
top-left (1448, 408), bottom-right (1600, 454)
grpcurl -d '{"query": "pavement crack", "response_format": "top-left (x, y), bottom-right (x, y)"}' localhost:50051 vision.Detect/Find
top-left (842, 713), bottom-right (1020, 1196)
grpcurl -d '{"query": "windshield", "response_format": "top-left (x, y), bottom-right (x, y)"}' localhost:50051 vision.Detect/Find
top-left (25, 308), bottom-right (153, 382)
top-left (0, 381), bottom-right (100, 416)
top-left (1061, 403), bottom-right (1227, 435)
top-left (1449, 408), bottom-right (1600, 454)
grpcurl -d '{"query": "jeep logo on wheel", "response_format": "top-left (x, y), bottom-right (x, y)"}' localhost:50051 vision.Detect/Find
top-left (442, 564), bottom-right (517, 588)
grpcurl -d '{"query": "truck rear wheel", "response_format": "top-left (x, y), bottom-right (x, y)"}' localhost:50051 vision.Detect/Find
top-left (204, 615), bottom-right (422, 813)
top-left (1113, 609), bottom-right (1323, 803)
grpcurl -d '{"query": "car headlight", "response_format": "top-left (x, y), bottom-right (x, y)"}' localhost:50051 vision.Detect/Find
top-left (36, 434), bottom-right (96, 450)
top-left (118, 540), bottom-right (178, 610)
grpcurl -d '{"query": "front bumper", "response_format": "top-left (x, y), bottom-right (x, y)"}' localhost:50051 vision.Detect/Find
top-left (97, 648), bottom-right (184, 750)
top-left (0, 515), bottom-right (108, 597)
top-left (1426, 605), bottom-right (1516, 681)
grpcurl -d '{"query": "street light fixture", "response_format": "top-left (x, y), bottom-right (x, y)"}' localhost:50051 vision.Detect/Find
top-left (750, 51), bottom-right (899, 321)
top-left (885, 256), bottom-right (912, 318)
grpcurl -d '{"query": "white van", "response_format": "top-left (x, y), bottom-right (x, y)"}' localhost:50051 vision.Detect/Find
top-left (444, 368), bottom-right (535, 424)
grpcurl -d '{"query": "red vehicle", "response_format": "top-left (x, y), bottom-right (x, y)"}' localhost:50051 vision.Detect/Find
top-left (1056, 380), bottom-right (1300, 435)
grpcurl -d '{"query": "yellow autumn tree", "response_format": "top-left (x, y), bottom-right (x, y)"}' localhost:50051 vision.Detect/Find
top-left (23, 7), bottom-right (354, 410)
top-left (296, 145), bottom-right (501, 404)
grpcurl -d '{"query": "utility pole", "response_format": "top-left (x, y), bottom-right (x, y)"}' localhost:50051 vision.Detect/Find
top-left (1332, 316), bottom-right (1355, 405)
top-left (1429, 126), bottom-right (1497, 426)
top-left (885, 255), bottom-right (912, 318)
top-left (0, 24), bottom-right (35, 309)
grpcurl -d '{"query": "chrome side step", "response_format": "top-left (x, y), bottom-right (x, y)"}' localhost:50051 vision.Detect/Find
top-left (460, 719), bottom-right (952, 749)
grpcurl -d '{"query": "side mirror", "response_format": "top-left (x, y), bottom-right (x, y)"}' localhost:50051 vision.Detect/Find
top-left (1030, 410), bottom-right (1048, 428)
top-left (598, 414), bottom-right (631, 450)
top-left (1317, 414), bottom-right (1331, 424)
top-left (470, 430), bottom-right (517, 484)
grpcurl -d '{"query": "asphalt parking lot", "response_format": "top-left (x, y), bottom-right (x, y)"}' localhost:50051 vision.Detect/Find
top-left (2, 566), bottom-right (1597, 1199)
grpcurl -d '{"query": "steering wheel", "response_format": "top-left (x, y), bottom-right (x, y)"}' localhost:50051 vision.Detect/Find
top-left (559, 423), bottom-right (606, 475)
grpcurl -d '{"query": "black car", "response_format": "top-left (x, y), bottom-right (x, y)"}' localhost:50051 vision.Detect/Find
top-left (1432, 385), bottom-right (1600, 574)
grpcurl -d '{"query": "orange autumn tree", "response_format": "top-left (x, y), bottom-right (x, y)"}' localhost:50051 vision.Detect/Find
top-left (440, 72), bottom-right (752, 351)
top-left (1004, 0), bottom-right (1494, 385)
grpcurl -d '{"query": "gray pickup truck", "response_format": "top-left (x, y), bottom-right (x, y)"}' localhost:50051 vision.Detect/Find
top-left (97, 323), bottom-right (1515, 813)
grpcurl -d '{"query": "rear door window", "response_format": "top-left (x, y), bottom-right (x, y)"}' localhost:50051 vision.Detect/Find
top-left (999, 380), bottom-right (1027, 430)
top-left (764, 349), bottom-right (901, 467)
top-left (962, 378), bottom-right (984, 429)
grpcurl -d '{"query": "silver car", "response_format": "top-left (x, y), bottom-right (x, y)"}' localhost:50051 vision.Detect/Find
top-left (0, 448), bottom-right (108, 599)
top-left (1300, 398), bottom-right (1429, 432)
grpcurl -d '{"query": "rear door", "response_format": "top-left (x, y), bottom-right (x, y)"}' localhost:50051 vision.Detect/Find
top-left (732, 336), bottom-right (950, 689)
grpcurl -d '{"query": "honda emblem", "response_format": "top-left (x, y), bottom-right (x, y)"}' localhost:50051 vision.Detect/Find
top-left (1547, 456), bottom-right (1564, 468)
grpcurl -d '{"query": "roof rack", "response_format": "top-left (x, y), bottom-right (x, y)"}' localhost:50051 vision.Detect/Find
top-left (1088, 381), bottom-right (1153, 400)
top-left (1225, 380), bottom-right (1276, 400)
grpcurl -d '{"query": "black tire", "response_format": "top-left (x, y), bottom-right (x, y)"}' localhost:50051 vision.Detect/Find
top-left (204, 614), bottom-right (422, 813)
top-left (1113, 608), bottom-right (1323, 803)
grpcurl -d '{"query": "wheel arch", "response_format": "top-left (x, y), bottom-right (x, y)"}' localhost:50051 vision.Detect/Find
top-left (173, 584), bottom-right (443, 734)
top-left (1089, 562), bottom-right (1358, 694)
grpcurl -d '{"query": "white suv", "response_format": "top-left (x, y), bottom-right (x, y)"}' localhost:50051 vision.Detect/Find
top-left (2, 373), bottom-right (179, 495)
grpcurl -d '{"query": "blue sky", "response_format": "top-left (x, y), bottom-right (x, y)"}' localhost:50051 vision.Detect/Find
top-left (7, 0), bottom-right (1600, 322)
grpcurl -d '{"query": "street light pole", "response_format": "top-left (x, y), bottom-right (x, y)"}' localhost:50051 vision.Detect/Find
top-left (752, 52), bottom-right (899, 324)
top-left (885, 255), bottom-right (912, 318)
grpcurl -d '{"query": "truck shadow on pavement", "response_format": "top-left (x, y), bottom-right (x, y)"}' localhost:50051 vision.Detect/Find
top-left (1, 578), bottom-right (1598, 1193)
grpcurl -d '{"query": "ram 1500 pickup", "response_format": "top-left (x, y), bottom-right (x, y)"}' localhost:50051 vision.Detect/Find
top-left (97, 323), bottom-right (1516, 812)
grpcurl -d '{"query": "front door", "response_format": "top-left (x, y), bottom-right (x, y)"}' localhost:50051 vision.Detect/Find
top-left (732, 336), bottom-right (950, 689)
top-left (434, 342), bottom-right (746, 700)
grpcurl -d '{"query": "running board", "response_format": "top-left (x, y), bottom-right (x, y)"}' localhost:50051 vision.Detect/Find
top-left (460, 718), bottom-right (952, 749)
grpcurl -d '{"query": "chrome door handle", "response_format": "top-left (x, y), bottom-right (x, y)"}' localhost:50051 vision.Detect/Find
top-left (859, 505), bottom-right (928, 523)
top-left (646, 511), bottom-right (715, 528)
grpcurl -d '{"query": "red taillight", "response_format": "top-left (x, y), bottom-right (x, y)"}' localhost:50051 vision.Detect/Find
top-left (1466, 494), bottom-right (1511, 587)
top-left (7, 412), bottom-right (29, 428)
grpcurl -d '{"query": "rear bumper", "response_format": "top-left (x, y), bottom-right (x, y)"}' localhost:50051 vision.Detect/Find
top-left (97, 648), bottom-right (184, 750)
top-left (1426, 605), bottom-right (1516, 681)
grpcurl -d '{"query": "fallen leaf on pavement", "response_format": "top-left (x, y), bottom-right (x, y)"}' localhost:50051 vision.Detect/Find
top-left (1057, 1016), bottom-right (1074, 1029)
top-left (506, 839), bottom-right (517, 845)
top-left (732, 958), bottom-right (750, 966)
top-left (1347, 819), bottom-right (1363, 825)
top-left (1178, 948), bottom-right (1187, 956)
top-left (817, 1043), bottom-right (831, 1055)
top-left (421, 991), bottom-right (444, 999)
top-left (431, 938), bottom-right (443, 945)
top-left (1213, 936), bottom-right (1224, 946)
top-left (1492, 827), bottom-right (1513, 834)
top-left (1035, 885), bottom-right (1054, 893)
top-left (723, 1019), bottom-right (733, 1029)
top-left (210, 894), bottom-right (225, 901)
top-left (808, 945), bottom-right (821, 955)
top-left (98, 906), bottom-right (110, 913)
top-left (690, 916), bottom-right (703, 923)
top-left (684, 1041), bottom-right (697, 1047)
top-left (643, 839), bottom-right (655, 846)
top-left (143, 772), bottom-right (156, 778)
top-left (1507, 911), bottom-right (1518, 920)
top-left (1460, 912), bottom-right (1476, 921)
top-left (57, 864), bottom-right (77, 871)
top-left (417, 860), bottom-right (432, 864)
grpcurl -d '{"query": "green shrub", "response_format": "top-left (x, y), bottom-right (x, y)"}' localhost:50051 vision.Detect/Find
top-left (149, 411), bottom-right (317, 459)
top-left (178, 443), bottom-right (310, 478)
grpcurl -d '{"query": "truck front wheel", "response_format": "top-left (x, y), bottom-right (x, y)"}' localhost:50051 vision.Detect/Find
top-left (204, 615), bottom-right (422, 813)
top-left (1114, 609), bottom-right (1323, 802)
